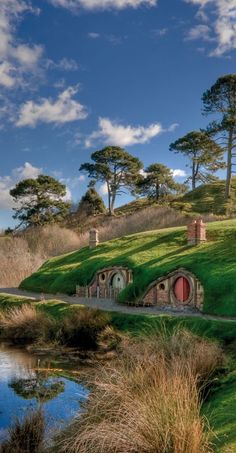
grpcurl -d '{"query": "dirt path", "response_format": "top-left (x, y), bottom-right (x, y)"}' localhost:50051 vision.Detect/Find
top-left (0, 287), bottom-right (236, 323)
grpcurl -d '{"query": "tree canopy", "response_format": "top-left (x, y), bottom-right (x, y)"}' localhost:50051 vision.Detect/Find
top-left (170, 130), bottom-right (224, 190)
top-left (135, 163), bottom-right (183, 201)
top-left (10, 174), bottom-right (71, 229)
top-left (202, 74), bottom-right (236, 198)
top-left (77, 181), bottom-right (106, 216)
top-left (80, 146), bottom-right (143, 215)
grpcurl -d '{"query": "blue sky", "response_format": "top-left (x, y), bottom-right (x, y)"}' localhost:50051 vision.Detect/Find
top-left (0, 0), bottom-right (236, 228)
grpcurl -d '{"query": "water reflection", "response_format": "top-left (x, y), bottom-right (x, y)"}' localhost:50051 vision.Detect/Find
top-left (0, 343), bottom-right (89, 440)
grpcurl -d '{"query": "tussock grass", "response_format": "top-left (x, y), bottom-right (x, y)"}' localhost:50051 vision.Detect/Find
top-left (57, 308), bottom-right (111, 349)
top-left (0, 304), bottom-right (55, 344)
top-left (54, 328), bottom-right (223, 453)
top-left (0, 408), bottom-right (45, 453)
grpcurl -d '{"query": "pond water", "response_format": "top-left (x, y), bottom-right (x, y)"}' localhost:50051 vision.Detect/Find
top-left (0, 343), bottom-right (89, 441)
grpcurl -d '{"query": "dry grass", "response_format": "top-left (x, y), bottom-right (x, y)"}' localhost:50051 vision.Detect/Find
top-left (0, 408), bottom-right (45, 453)
top-left (0, 304), bottom-right (55, 344)
top-left (0, 237), bottom-right (43, 287)
top-left (54, 328), bottom-right (223, 453)
top-left (0, 226), bottom-right (84, 288)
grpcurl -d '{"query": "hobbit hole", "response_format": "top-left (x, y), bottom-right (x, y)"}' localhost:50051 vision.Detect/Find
top-left (76, 219), bottom-right (206, 311)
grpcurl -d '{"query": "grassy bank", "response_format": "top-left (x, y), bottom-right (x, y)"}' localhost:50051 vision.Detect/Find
top-left (20, 219), bottom-right (236, 317)
top-left (0, 294), bottom-right (236, 452)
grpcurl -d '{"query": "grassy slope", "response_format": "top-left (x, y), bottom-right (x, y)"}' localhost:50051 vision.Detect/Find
top-left (179, 178), bottom-right (236, 215)
top-left (0, 293), bottom-right (236, 452)
top-left (21, 219), bottom-right (236, 317)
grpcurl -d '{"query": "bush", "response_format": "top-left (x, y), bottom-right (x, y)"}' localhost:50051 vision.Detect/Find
top-left (0, 305), bottom-right (56, 345)
top-left (0, 408), bottom-right (45, 453)
top-left (54, 328), bottom-right (222, 453)
top-left (57, 308), bottom-right (111, 349)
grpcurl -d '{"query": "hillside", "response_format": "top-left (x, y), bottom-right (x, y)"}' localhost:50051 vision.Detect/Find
top-left (21, 219), bottom-right (236, 317)
top-left (177, 177), bottom-right (236, 215)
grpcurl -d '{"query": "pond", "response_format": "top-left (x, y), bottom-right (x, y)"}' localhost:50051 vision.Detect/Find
top-left (0, 343), bottom-right (89, 441)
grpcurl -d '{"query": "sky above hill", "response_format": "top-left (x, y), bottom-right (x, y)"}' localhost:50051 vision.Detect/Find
top-left (0, 0), bottom-right (236, 228)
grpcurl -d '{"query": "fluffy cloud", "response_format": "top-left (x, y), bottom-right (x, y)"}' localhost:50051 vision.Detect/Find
top-left (0, 162), bottom-right (42, 209)
top-left (0, 1), bottom-right (43, 89)
top-left (16, 86), bottom-right (88, 127)
top-left (48, 0), bottom-right (157, 11)
top-left (99, 182), bottom-right (108, 195)
top-left (85, 117), bottom-right (172, 147)
top-left (185, 0), bottom-right (236, 56)
top-left (171, 169), bottom-right (187, 178)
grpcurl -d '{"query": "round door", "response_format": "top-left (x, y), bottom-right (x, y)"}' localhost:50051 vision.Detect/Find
top-left (174, 276), bottom-right (190, 304)
top-left (111, 273), bottom-right (125, 290)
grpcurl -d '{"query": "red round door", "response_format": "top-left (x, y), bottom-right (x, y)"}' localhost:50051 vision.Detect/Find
top-left (174, 277), bottom-right (190, 303)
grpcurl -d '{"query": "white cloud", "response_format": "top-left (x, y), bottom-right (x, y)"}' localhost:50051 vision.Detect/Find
top-left (48, 0), bottom-right (157, 11)
top-left (0, 162), bottom-right (42, 209)
top-left (99, 182), bottom-right (108, 195)
top-left (186, 24), bottom-right (213, 41)
top-left (171, 169), bottom-right (187, 178)
top-left (0, 1), bottom-right (43, 89)
top-left (85, 117), bottom-right (168, 147)
top-left (185, 0), bottom-right (236, 56)
top-left (88, 32), bottom-right (101, 39)
top-left (45, 57), bottom-right (79, 71)
top-left (16, 86), bottom-right (88, 127)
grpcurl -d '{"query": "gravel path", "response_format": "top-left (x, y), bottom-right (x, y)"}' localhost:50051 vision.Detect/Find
top-left (0, 287), bottom-right (236, 323)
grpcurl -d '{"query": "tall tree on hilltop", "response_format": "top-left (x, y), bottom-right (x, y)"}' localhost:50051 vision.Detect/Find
top-left (135, 163), bottom-right (184, 200)
top-left (77, 181), bottom-right (106, 216)
top-left (202, 74), bottom-right (236, 199)
top-left (80, 146), bottom-right (143, 215)
top-left (169, 130), bottom-right (224, 190)
top-left (10, 175), bottom-right (71, 229)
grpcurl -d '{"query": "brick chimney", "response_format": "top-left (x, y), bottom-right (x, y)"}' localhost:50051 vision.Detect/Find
top-left (187, 218), bottom-right (206, 245)
top-left (89, 228), bottom-right (99, 249)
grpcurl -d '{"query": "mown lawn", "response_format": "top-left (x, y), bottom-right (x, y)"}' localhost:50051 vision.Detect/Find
top-left (20, 219), bottom-right (236, 317)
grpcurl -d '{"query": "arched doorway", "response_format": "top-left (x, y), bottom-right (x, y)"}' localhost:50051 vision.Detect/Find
top-left (174, 276), bottom-right (191, 304)
top-left (110, 272), bottom-right (125, 291)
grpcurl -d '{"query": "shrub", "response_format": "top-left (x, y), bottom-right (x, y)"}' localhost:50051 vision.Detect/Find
top-left (0, 305), bottom-right (56, 345)
top-left (54, 329), bottom-right (222, 453)
top-left (0, 408), bottom-right (45, 453)
top-left (57, 308), bottom-right (111, 349)
top-left (0, 237), bottom-right (43, 287)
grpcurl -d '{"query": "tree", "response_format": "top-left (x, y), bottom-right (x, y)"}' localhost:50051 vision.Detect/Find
top-left (77, 181), bottom-right (106, 216)
top-left (169, 131), bottom-right (224, 190)
top-left (202, 74), bottom-right (236, 199)
top-left (10, 175), bottom-right (71, 229)
top-left (135, 163), bottom-right (181, 201)
top-left (80, 146), bottom-right (143, 215)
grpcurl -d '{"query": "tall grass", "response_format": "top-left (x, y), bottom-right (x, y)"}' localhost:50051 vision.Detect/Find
top-left (0, 305), bottom-right (55, 344)
top-left (0, 408), bottom-right (45, 453)
top-left (54, 328), bottom-right (223, 453)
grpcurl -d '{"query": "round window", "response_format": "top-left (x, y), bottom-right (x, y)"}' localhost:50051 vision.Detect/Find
top-left (101, 273), bottom-right (106, 281)
top-left (159, 283), bottom-right (165, 290)
top-left (174, 277), bottom-right (190, 303)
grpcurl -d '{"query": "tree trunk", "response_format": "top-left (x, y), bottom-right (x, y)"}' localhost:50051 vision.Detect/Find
top-left (110, 192), bottom-right (116, 215)
top-left (192, 163), bottom-right (196, 190)
top-left (107, 184), bottom-right (112, 215)
top-left (225, 128), bottom-right (233, 199)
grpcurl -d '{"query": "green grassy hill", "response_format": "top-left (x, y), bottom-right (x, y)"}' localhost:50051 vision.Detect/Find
top-left (177, 177), bottom-right (236, 215)
top-left (21, 219), bottom-right (236, 317)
